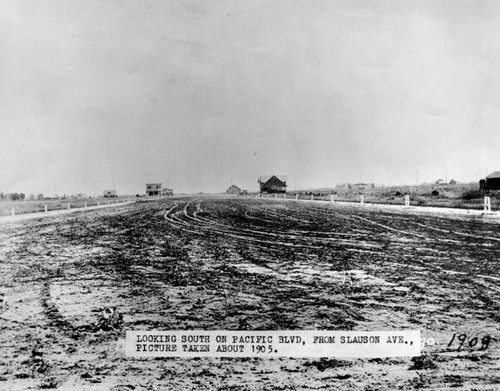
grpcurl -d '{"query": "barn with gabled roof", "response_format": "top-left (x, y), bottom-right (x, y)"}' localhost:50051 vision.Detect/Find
top-left (258, 175), bottom-right (287, 194)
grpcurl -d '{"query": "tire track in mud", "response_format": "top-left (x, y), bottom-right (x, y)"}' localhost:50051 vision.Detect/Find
top-left (328, 209), bottom-right (500, 288)
top-left (350, 214), bottom-right (431, 240)
top-left (166, 203), bottom-right (372, 310)
top-left (170, 201), bottom-right (387, 254)
top-left (346, 210), bottom-right (500, 246)
top-left (244, 204), bottom-right (369, 238)
top-left (257, 202), bottom-right (500, 291)
top-left (40, 279), bottom-right (77, 335)
top-left (164, 202), bottom-right (324, 250)
top-left (161, 200), bottom-right (373, 329)
top-left (142, 201), bottom-right (358, 330)
top-left (407, 220), bottom-right (500, 243)
top-left (213, 205), bottom-right (372, 250)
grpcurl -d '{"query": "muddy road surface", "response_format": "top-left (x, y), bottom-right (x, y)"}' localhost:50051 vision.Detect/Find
top-left (1, 197), bottom-right (499, 390)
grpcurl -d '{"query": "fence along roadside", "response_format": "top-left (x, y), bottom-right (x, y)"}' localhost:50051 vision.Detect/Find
top-left (0, 197), bottom-right (136, 220)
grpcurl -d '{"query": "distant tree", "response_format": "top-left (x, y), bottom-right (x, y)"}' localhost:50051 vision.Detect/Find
top-left (29, 194), bottom-right (35, 201)
top-left (449, 179), bottom-right (457, 185)
top-left (37, 193), bottom-right (44, 200)
top-left (10, 193), bottom-right (19, 201)
top-left (0, 192), bottom-right (4, 199)
top-left (19, 193), bottom-right (25, 200)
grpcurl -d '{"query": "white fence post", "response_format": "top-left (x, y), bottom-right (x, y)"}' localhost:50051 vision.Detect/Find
top-left (11, 207), bottom-right (15, 216)
top-left (67, 203), bottom-right (70, 210)
top-left (484, 196), bottom-right (491, 212)
top-left (360, 195), bottom-right (364, 205)
top-left (274, 194), bottom-right (277, 199)
top-left (311, 194), bottom-right (314, 201)
top-left (84, 202), bottom-right (87, 208)
top-left (296, 194), bottom-right (299, 200)
top-left (330, 194), bottom-right (333, 203)
top-left (404, 195), bottom-right (410, 208)
top-left (44, 205), bottom-right (48, 213)
top-left (98, 201), bottom-right (100, 206)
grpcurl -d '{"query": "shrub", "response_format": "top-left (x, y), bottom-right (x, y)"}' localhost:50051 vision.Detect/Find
top-left (93, 307), bottom-right (123, 331)
top-left (462, 189), bottom-right (484, 200)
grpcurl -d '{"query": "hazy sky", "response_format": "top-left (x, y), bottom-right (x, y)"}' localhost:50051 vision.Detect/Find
top-left (1, 0), bottom-right (500, 195)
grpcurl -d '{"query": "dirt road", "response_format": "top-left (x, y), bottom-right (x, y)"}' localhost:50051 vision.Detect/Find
top-left (1, 197), bottom-right (499, 390)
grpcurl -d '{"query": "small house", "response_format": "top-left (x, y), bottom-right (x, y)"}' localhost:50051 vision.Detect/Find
top-left (226, 185), bottom-right (242, 195)
top-left (162, 188), bottom-right (173, 196)
top-left (103, 190), bottom-right (117, 198)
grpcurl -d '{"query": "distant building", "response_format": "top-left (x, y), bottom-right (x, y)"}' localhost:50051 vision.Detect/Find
top-left (480, 172), bottom-right (500, 190)
top-left (351, 183), bottom-right (375, 190)
top-left (103, 190), bottom-right (117, 198)
top-left (226, 185), bottom-right (242, 195)
top-left (258, 175), bottom-right (287, 194)
top-left (336, 183), bottom-right (375, 190)
top-left (146, 183), bottom-right (162, 196)
top-left (162, 188), bottom-right (173, 196)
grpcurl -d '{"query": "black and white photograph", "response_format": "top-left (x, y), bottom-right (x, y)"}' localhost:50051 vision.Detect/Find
top-left (1, 0), bottom-right (500, 390)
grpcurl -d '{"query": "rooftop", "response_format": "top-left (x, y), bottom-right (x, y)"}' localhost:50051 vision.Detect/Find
top-left (486, 171), bottom-right (500, 179)
top-left (258, 175), bottom-right (288, 183)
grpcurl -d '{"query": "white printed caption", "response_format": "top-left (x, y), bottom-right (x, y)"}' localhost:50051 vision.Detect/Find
top-left (127, 330), bottom-right (421, 358)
